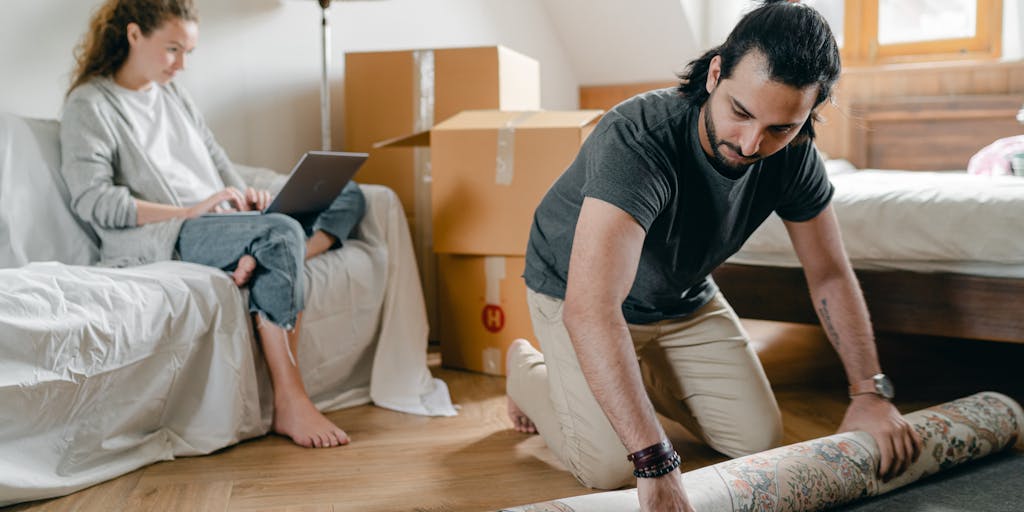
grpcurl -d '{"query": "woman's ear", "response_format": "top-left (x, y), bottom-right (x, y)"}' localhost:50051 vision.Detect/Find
top-left (126, 22), bottom-right (142, 46)
top-left (705, 55), bottom-right (722, 94)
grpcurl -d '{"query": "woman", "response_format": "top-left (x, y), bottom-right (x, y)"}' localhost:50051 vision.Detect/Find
top-left (61, 0), bottom-right (364, 449)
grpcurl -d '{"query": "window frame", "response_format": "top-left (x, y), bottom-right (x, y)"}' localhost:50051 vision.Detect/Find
top-left (840, 0), bottom-right (1002, 66)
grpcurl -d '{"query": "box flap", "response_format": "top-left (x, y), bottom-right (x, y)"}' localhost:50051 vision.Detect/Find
top-left (374, 130), bottom-right (430, 149)
top-left (433, 110), bottom-right (603, 131)
top-left (519, 110), bottom-right (603, 128)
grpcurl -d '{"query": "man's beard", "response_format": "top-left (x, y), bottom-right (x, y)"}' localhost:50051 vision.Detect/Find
top-left (703, 102), bottom-right (761, 176)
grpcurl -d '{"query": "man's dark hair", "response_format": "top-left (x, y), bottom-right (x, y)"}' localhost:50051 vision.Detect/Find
top-left (676, 0), bottom-right (841, 144)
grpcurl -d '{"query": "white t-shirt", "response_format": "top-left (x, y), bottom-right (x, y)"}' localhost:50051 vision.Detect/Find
top-left (113, 83), bottom-right (225, 206)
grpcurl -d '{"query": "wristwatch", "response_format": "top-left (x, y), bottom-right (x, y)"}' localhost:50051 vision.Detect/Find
top-left (849, 373), bottom-right (895, 400)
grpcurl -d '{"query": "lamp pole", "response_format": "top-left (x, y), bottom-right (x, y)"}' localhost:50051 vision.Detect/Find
top-left (319, 0), bottom-right (332, 151)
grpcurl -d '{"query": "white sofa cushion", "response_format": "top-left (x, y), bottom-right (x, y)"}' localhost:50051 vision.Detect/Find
top-left (0, 114), bottom-right (100, 268)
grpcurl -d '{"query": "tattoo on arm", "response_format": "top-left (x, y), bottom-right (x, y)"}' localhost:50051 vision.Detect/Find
top-left (818, 298), bottom-right (841, 349)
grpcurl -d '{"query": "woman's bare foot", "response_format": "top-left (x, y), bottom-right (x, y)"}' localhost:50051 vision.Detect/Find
top-left (232, 255), bottom-right (256, 287)
top-left (507, 339), bottom-right (538, 434)
top-left (305, 230), bottom-right (337, 261)
top-left (272, 397), bottom-right (350, 448)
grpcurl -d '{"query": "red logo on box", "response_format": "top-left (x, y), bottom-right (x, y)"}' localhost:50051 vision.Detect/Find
top-left (482, 304), bottom-right (505, 333)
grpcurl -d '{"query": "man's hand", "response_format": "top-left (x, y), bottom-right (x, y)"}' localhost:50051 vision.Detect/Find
top-left (837, 394), bottom-right (923, 481)
top-left (637, 472), bottom-right (696, 512)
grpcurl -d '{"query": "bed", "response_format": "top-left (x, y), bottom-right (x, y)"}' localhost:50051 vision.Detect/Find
top-left (713, 94), bottom-right (1024, 344)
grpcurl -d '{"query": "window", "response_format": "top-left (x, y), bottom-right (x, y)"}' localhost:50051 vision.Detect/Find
top-left (803, 0), bottom-right (1002, 66)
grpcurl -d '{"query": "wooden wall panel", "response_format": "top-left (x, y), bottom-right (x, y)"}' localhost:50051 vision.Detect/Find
top-left (850, 95), bottom-right (1021, 170)
top-left (822, 60), bottom-right (1024, 164)
top-left (579, 81), bottom-right (676, 112)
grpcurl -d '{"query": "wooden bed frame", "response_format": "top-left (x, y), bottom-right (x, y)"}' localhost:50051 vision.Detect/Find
top-left (715, 94), bottom-right (1024, 344)
top-left (711, 265), bottom-right (1024, 344)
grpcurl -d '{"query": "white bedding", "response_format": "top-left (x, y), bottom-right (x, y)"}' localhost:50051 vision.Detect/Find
top-left (728, 169), bottom-right (1024, 278)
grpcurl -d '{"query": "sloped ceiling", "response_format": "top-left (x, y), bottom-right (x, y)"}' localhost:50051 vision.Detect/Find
top-left (540, 0), bottom-right (701, 86)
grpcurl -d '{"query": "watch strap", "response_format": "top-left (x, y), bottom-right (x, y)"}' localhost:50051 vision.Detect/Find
top-left (849, 378), bottom-right (878, 396)
top-left (849, 373), bottom-right (893, 399)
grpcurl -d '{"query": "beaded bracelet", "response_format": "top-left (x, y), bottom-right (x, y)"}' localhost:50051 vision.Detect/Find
top-left (633, 451), bottom-right (682, 479)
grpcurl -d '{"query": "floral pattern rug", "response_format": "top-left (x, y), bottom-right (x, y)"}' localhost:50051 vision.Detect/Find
top-left (499, 392), bottom-right (1023, 512)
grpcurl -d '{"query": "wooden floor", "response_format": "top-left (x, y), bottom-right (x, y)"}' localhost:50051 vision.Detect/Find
top-left (8, 320), bottom-right (1024, 512)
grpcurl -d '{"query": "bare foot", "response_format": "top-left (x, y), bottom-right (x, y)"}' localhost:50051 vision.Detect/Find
top-left (508, 397), bottom-right (538, 434)
top-left (232, 255), bottom-right (256, 287)
top-left (507, 339), bottom-right (538, 434)
top-left (305, 230), bottom-right (337, 261)
top-left (272, 397), bottom-right (350, 448)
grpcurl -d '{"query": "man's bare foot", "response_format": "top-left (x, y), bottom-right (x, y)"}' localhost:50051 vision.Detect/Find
top-left (272, 397), bottom-right (350, 448)
top-left (508, 397), bottom-right (538, 434)
top-left (507, 338), bottom-right (538, 434)
top-left (232, 255), bottom-right (256, 287)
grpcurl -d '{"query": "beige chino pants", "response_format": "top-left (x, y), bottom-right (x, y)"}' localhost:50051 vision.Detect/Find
top-left (507, 289), bottom-right (783, 490)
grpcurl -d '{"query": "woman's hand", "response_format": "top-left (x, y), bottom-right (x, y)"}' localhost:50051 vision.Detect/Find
top-left (187, 187), bottom-right (249, 218)
top-left (244, 187), bottom-right (273, 212)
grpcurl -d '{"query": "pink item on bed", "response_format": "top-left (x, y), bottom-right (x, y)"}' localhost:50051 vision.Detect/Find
top-left (967, 135), bottom-right (1024, 176)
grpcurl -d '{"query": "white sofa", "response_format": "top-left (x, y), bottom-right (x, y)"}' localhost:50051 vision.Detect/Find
top-left (0, 113), bottom-right (456, 506)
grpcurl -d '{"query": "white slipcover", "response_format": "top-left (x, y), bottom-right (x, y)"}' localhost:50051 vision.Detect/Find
top-left (0, 113), bottom-right (456, 506)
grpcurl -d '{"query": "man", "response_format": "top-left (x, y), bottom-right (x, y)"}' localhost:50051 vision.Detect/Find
top-left (505, 1), bottom-right (923, 511)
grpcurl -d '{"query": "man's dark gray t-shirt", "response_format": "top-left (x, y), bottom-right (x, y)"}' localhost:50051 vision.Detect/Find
top-left (523, 88), bottom-right (834, 324)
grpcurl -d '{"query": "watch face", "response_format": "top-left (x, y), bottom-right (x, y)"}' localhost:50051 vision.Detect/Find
top-left (874, 374), bottom-right (895, 399)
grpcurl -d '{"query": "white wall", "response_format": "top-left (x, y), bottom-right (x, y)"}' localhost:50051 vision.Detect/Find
top-left (1003, 0), bottom-right (1022, 60)
top-left (541, 0), bottom-right (697, 85)
top-left (0, 0), bottom-right (579, 172)
top-left (0, 2), bottom-right (100, 121)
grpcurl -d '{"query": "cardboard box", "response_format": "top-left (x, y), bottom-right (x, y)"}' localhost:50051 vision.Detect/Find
top-left (382, 110), bottom-right (603, 255)
top-left (346, 47), bottom-right (541, 340)
top-left (430, 110), bottom-right (602, 256)
top-left (345, 46), bottom-right (541, 216)
top-left (381, 110), bottom-right (601, 366)
top-left (437, 254), bottom-right (538, 375)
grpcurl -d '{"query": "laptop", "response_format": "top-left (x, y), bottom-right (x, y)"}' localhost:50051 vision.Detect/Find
top-left (205, 151), bottom-right (367, 217)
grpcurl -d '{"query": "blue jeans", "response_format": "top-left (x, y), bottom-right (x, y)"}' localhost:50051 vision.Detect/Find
top-left (176, 181), bottom-right (366, 328)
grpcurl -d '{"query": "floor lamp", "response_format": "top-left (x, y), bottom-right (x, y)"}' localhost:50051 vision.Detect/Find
top-left (318, 0), bottom-right (333, 151)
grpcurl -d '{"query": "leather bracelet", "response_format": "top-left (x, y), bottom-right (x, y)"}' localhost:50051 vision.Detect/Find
top-left (627, 440), bottom-right (674, 469)
top-left (633, 451), bottom-right (682, 479)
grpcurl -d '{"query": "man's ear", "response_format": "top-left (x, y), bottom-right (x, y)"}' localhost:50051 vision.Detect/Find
top-left (126, 22), bottom-right (142, 46)
top-left (705, 55), bottom-right (722, 94)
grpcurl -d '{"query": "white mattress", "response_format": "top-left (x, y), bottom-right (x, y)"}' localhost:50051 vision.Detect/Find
top-left (728, 169), bottom-right (1024, 278)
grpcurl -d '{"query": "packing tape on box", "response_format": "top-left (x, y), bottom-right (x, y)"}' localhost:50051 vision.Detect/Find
top-left (484, 256), bottom-right (506, 305)
top-left (495, 112), bottom-right (536, 186)
top-left (497, 391), bottom-right (1024, 512)
top-left (413, 50), bottom-right (437, 330)
top-left (483, 256), bottom-right (507, 375)
top-left (413, 49), bottom-right (435, 132)
top-left (413, 48), bottom-right (435, 210)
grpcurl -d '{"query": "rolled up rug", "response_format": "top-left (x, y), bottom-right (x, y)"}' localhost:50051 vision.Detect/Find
top-left (499, 391), bottom-right (1023, 512)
